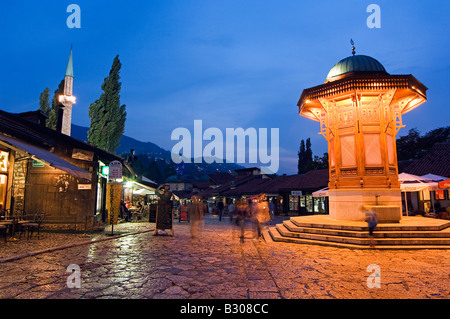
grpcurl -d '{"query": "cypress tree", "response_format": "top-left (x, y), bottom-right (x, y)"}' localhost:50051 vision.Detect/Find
top-left (298, 140), bottom-right (306, 174)
top-left (38, 88), bottom-right (51, 115)
top-left (88, 55), bottom-right (127, 153)
top-left (46, 80), bottom-right (65, 130)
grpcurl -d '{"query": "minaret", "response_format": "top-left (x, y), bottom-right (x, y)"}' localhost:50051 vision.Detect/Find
top-left (59, 47), bottom-right (76, 136)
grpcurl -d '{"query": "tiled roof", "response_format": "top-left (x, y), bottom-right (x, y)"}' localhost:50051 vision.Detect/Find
top-left (195, 169), bottom-right (329, 198)
top-left (263, 169), bottom-right (329, 193)
top-left (208, 172), bottom-right (234, 185)
top-left (402, 142), bottom-right (450, 178)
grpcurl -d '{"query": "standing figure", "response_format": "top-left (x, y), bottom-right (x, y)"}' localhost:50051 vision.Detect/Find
top-left (154, 184), bottom-right (174, 236)
top-left (217, 200), bottom-right (224, 221)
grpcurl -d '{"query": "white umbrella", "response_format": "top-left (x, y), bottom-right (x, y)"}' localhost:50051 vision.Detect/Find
top-left (420, 174), bottom-right (448, 182)
top-left (398, 173), bottom-right (439, 215)
top-left (312, 187), bottom-right (329, 198)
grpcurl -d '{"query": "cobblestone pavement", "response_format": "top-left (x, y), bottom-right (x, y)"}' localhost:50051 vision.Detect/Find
top-left (0, 215), bottom-right (449, 300)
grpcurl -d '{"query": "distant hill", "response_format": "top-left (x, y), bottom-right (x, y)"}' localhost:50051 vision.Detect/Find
top-left (71, 124), bottom-right (171, 160)
top-left (71, 124), bottom-right (244, 179)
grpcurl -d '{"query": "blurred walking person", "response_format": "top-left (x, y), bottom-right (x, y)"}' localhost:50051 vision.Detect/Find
top-left (189, 195), bottom-right (205, 239)
top-left (227, 200), bottom-right (235, 223)
top-left (235, 198), bottom-right (249, 243)
top-left (361, 206), bottom-right (378, 247)
top-left (251, 194), bottom-right (271, 240)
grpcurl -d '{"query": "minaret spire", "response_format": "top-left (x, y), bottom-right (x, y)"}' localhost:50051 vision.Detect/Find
top-left (59, 46), bottom-right (76, 136)
top-left (65, 45), bottom-right (74, 77)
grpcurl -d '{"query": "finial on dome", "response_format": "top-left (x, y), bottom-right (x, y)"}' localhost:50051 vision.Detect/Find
top-left (350, 39), bottom-right (356, 56)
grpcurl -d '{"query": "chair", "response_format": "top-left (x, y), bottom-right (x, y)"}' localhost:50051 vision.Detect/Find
top-left (20, 213), bottom-right (45, 239)
top-left (133, 207), bottom-right (144, 222)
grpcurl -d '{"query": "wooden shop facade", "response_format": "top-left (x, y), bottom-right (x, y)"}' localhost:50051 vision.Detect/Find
top-left (0, 110), bottom-right (133, 231)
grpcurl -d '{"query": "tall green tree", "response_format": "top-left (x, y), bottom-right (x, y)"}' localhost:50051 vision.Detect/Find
top-left (297, 140), bottom-right (306, 174)
top-left (298, 138), bottom-right (314, 174)
top-left (88, 55), bottom-right (127, 153)
top-left (38, 88), bottom-right (51, 115)
top-left (46, 80), bottom-right (65, 130)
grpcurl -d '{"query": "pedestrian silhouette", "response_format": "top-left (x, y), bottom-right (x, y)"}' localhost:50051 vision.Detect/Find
top-left (361, 206), bottom-right (378, 247)
top-left (189, 195), bottom-right (205, 239)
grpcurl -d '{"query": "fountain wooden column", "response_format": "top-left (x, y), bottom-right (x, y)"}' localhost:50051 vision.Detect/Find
top-left (297, 46), bottom-right (427, 222)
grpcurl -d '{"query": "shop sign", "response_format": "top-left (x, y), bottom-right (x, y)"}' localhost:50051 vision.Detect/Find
top-left (109, 160), bottom-right (123, 180)
top-left (32, 160), bottom-right (45, 167)
top-left (291, 190), bottom-right (302, 196)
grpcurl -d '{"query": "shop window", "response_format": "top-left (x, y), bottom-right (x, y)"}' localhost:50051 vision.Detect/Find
top-left (0, 174), bottom-right (7, 208)
top-left (300, 195), bottom-right (305, 207)
top-left (289, 196), bottom-right (299, 211)
top-left (314, 197), bottom-right (327, 214)
top-left (306, 194), bottom-right (313, 212)
top-left (435, 190), bottom-right (446, 200)
top-left (0, 151), bottom-right (8, 172)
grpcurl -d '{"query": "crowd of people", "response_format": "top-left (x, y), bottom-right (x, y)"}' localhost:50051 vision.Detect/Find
top-left (187, 194), bottom-right (273, 242)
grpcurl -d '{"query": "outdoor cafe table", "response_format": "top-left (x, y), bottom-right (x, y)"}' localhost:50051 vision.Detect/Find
top-left (0, 218), bottom-right (32, 239)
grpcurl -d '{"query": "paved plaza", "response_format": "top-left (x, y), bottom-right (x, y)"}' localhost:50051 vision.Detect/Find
top-left (0, 216), bottom-right (449, 300)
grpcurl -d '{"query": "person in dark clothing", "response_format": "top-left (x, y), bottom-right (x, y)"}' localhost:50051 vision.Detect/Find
top-left (217, 201), bottom-right (224, 221)
top-left (120, 200), bottom-right (132, 222)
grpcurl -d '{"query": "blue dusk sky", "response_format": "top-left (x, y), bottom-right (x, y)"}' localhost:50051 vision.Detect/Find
top-left (0, 1), bottom-right (449, 174)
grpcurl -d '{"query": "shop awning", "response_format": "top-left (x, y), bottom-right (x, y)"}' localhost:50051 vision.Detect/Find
top-left (0, 134), bottom-right (92, 181)
top-left (312, 187), bottom-right (329, 198)
top-left (438, 178), bottom-right (450, 189)
top-left (398, 172), bottom-right (438, 192)
top-left (132, 181), bottom-right (156, 195)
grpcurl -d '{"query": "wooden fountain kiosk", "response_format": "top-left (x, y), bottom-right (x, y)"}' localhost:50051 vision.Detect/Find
top-left (297, 43), bottom-right (427, 222)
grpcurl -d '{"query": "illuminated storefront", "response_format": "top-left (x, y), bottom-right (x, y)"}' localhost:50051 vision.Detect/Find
top-left (0, 150), bottom-right (9, 210)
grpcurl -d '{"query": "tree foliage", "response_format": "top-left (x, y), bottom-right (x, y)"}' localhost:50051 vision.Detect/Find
top-left (49, 80), bottom-right (65, 129)
top-left (37, 80), bottom-right (64, 130)
top-left (88, 55), bottom-right (127, 153)
top-left (396, 126), bottom-right (450, 161)
top-left (298, 138), bottom-right (328, 174)
top-left (38, 88), bottom-right (51, 115)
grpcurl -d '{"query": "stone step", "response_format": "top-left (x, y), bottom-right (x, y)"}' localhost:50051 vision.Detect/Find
top-left (289, 215), bottom-right (450, 232)
top-left (268, 226), bottom-right (450, 250)
top-left (268, 226), bottom-right (372, 249)
top-left (261, 228), bottom-right (273, 243)
top-left (283, 220), bottom-right (450, 239)
top-left (272, 224), bottom-right (450, 247)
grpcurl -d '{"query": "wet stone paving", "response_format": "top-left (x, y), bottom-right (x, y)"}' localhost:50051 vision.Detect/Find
top-left (0, 216), bottom-right (449, 299)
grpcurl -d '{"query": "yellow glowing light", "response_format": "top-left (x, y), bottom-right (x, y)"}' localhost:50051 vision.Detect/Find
top-left (59, 95), bottom-right (77, 104)
top-left (0, 151), bottom-right (8, 172)
top-left (125, 181), bottom-right (134, 188)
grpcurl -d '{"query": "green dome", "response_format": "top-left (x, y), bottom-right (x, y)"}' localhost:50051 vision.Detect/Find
top-left (326, 55), bottom-right (387, 82)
